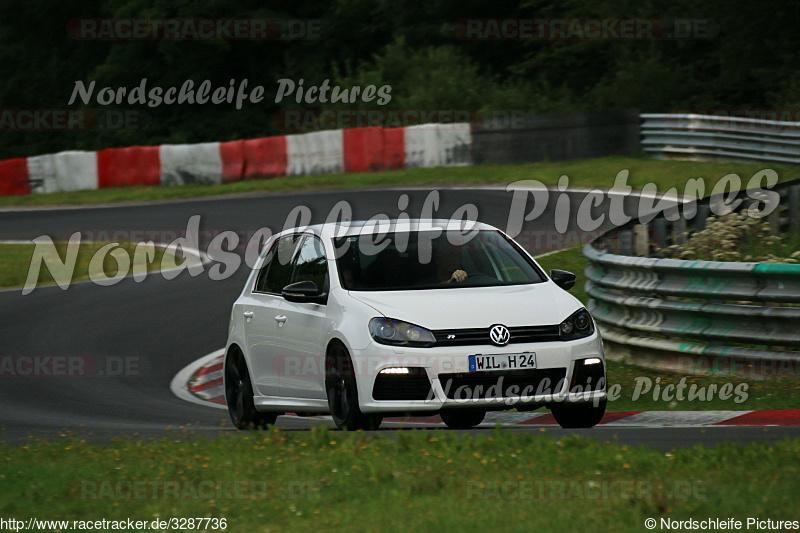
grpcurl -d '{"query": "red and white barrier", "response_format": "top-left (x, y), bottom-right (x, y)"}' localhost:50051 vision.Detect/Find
top-left (27, 151), bottom-right (98, 193)
top-left (98, 146), bottom-right (160, 188)
top-left (404, 124), bottom-right (442, 168)
top-left (219, 140), bottom-right (245, 184)
top-left (306, 130), bottom-right (343, 175)
top-left (285, 133), bottom-right (308, 176)
top-left (160, 142), bottom-right (223, 185)
top-left (382, 127), bottom-right (406, 170)
top-left (286, 130), bottom-right (344, 176)
top-left (0, 158), bottom-right (29, 196)
top-left (404, 123), bottom-right (472, 168)
top-left (0, 123), bottom-right (473, 196)
top-left (438, 122), bottom-right (472, 166)
top-left (53, 151), bottom-right (98, 192)
top-left (241, 136), bottom-right (287, 179)
top-left (27, 154), bottom-right (57, 194)
top-left (343, 127), bottom-right (384, 173)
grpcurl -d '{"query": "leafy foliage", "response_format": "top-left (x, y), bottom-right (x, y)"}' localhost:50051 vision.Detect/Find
top-left (660, 212), bottom-right (800, 263)
top-left (2, 0), bottom-right (800, 158)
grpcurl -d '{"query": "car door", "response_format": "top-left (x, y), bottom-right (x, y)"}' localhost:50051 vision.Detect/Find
top-left (275, 235), bottom-right (330, 400)
top-left (244, 233), bottom-right (300, 397)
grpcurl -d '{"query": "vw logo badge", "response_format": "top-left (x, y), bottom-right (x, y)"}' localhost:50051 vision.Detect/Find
top-left (489, 324), bottom-right (510, 346)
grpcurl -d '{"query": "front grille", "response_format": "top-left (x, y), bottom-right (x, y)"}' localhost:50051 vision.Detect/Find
top-left (372, 368), bottom-right (433, 401)
top-left (433, 325), bottom-right (561, 347)
top-left (438, 368), bottom-right (567, 400)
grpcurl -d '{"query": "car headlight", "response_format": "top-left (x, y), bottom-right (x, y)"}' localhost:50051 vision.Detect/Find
top-left (559, 308), bottom-right (594, 341)
top-left (369, 317), bottom-right (436, 347)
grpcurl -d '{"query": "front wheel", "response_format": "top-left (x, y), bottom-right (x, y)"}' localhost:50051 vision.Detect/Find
top-left (440, 409), bottom-right (486, 429)
top-left (550, 399), bottom-right (606, 428)
top-left (325, 343), bottom-right (382, 431)
top-left (224, 347), bottom-right (279, 430)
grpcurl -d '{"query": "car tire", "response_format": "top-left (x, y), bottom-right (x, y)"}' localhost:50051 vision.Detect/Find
top-left (550, 399), bottom-right (606, 428)
top-left (440, 409), bottom-right (486, 429)
top-left (325, 342), bottom-right (382, 431)
top-left (224, 347), bottom-right (279, 430)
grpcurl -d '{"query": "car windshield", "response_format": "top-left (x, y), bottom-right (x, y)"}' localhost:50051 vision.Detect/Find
top-left (333, 230), bottom-right (546, 291)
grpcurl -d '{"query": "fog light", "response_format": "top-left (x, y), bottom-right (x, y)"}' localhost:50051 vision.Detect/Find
top-left (380, 367), bottom-right (410, 374)
top-left (584, 357), bottom-right (601, 365)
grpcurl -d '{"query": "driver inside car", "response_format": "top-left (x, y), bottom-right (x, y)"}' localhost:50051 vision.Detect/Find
top-left (427, 241), bottom-right (468, 284)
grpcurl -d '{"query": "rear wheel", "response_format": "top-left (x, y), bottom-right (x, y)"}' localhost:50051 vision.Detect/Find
top-left (224, 347), bottom-right (279, 430)
top-left (550, 399), bottom-right (606, 428)
top-left (325, 343), bottom-right (382, 430)
top-left (440, 409), bottom-right (486, 429)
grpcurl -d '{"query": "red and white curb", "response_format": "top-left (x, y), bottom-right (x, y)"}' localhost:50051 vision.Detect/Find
top-left (170, 349), bottom-right (227, 410)
top-left (171, 351), bottom-right (800, 427)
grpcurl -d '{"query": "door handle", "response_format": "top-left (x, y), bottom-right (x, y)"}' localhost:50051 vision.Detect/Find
top-left (274, 315), bottom-right (287, 323)
top-left (243, 311), bottom-right (254, 318)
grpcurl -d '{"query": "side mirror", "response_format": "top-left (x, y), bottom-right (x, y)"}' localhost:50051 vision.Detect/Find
top-left (282, 280), bottom-right (327, 304)
top-left (550, 269), bottom-right (576, 291)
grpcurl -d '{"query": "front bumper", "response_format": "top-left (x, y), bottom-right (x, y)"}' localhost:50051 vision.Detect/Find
top-left (351, 331), bottom-right (606, 413)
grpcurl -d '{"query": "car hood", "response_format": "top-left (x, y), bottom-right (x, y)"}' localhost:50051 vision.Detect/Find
top-left (348, 282), bottom-right (581, 329)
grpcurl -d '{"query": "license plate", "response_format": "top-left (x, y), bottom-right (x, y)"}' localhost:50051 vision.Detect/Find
top-left (468, 353), bottom-right (536, 372)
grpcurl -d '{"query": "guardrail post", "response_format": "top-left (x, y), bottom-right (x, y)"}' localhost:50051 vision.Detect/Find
top-left (618, 230), bottom-right (634, 255)
top-left (674, 217), bottom-right (688, 245)
top-left (634, 224), bottom-right (649, 256)
top-left (766, 195), bottom-right (781, 234)
top-left (789, 185), bottom-right (800, 234)
top-left (652, 218), bottom-right (666, 248)
top-left (696, 204), bottom-right (709, 231)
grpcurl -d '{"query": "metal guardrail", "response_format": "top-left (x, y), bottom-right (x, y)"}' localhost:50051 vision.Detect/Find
top-left (641, 113), bottom-right (800, 165)
top-left (584, 178), bottom-right (800, 375)
top-left (604, 181), bottom-right (800, 255)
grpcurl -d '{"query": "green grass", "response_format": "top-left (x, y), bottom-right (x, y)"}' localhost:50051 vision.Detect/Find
top-left (603, 359), bottom-right (800, 412)
top-left (1, 428), bottom-right (798, 532)
top-left (535, 246), bottom-right (590, 304)
top-left (3, 156), bottom-right (798, 206)
top-left (737, 231), bottom-right (800, 261)
top-left (536, 246), bottom-right (800, 411)
top-left (0, 242), bottom-right (170, 289)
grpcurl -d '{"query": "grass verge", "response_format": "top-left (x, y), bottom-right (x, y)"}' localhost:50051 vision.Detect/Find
top-left (536, 246), bottom-right (800, 412)
top-left (0, 242), bottom-right (170, 289)
top-left (0, 428), bottom-right (797, 532)
top-left (2, 156), bottom-right (797, 207)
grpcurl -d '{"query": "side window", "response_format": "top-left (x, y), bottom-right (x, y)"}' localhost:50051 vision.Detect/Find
top-left (255, 234), bottom-right (299, 293)
top-left (291, 236), bottom-right (328, 292)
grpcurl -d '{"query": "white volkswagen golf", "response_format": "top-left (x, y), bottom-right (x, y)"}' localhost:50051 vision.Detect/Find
top-left (225, 219), bottom-right (606, 431)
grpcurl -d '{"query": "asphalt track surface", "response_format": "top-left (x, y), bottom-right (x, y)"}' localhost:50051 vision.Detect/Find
top-left (2, 187), bottom-right (798, 447)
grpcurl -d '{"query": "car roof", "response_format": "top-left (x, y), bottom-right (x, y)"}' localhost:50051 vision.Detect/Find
top-left (277, 219), bottom-right (500, 239)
